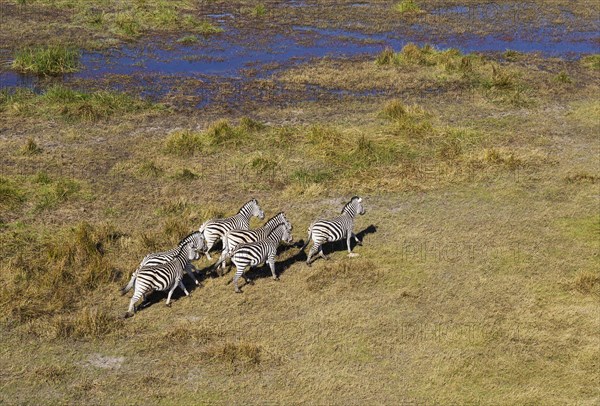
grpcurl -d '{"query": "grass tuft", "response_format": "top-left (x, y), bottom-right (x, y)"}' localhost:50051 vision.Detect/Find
top-left (1, 85), bottom-right (156, 122)
top-left (250, 4), bottom-right (268, 17)
top-left (173, 168), bottom-right (199, 181)
top-left (176, 35), bottom-right (199, 44)
top-left (138, 160), bottom-right (164, 177)
top-left (554, 71), bottom-right (572, 84)
top-left (20, 138), bottom-right (42, 155)
top-left (12, 45), bottom-right (80, 76)
top-left (573, 271), bottom-right (600, 295)
top-left (394, 0), bottom-right (421, 14)
top-left (195, 21), bottom-right (223, 36)
top-left (581, 54), bottom-right (600, 70)
top-left (207, 341), bottom-right (263, 366)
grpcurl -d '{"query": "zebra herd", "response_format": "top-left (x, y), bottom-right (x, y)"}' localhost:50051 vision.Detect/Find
top-left (122, 196), bottom-right (366, 318)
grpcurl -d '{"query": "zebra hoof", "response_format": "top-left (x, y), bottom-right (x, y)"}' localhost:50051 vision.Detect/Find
top-left (166, 302), bottom-right (172, 308)
top-left (123, 312), bottom-right (133, 319)
top-left (120, 289), bottom-right (126, 296)
top-left (306, 261), bottom-right (312, 267)
top-left (273, 277), bottom-right (279, 281)
top-left (246, 279), bottom-right (254, 285)
top-left (235, 289), bottom-right (242, 294)
top-left (356, 241), bottom-right (363, 246)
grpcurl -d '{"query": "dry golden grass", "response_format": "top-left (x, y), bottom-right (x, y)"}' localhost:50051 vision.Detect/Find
top-left (1, 17), bottom-right (599, 406)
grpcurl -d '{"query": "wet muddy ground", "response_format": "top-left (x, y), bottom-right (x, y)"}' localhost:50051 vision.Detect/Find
top-left (1, 1), bottom-right (598, 111)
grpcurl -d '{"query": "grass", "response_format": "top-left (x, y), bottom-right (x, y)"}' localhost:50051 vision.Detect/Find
top-left (164, 119), bottom-right (247, 156)
top-left (20, 138), bottom-right (42, 155)
top-left (12, 45), bottom-right (80, 76)
top-left (0, 85), bottom-right (158, 122)
top-left (1, 4), bottom-right (600, 404)
top-left (394, 0), bottom-right (422, 14)
top-left (581, 54), bottom-right (600, 70)
top-left (248, 4), bottom-right (268, 17)
top-left (176, 34), bottom-right (199, 44)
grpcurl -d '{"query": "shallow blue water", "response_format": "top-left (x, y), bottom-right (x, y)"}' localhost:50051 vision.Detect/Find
top-left (0, 11), bottom-right (598, 102)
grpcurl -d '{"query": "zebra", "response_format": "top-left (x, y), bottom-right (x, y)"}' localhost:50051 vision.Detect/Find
top-left (214, 222), bottom-right (293, 293)
top-left (124, 240), bottom-right (201, 318)
top-left (120, 232), bottom-right (207, 296)
top-left (216, 212), bottom-right (291, 275)
top-left (301, 196), bottom-right (366, 266)
top-left (199, 198), bottom-right (264, 260)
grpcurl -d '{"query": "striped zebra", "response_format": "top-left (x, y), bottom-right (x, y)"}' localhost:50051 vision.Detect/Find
top-left (199, 199), bottom-right (264, 260)
top-left (301, 196), bottom-right (366, 266)
top-left (214, 222), bottom-right (293, 293)
top-left (120, 232), bottom-right (207, 296)
top-left (124, 240), bottom-right (201, 318)
top-left (216, 212), bottom-right (291, 275)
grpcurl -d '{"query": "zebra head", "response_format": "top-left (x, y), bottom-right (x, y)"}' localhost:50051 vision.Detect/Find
top-left (249, 198), bottom-right (265, 220)
top-left (281, 223), bottom-right (293, 244)
top-left (342, 196), bottom-right (366, 217)
top-left (184, 240), bottom-right (201, 261)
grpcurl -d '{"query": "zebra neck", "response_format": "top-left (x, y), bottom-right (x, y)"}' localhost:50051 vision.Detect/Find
top-left (262, 219), bottom-right (282, 233)
top-left (267, 227), bottom-right (284, 243)
top-left (234, 211), bottom-right (252, 227)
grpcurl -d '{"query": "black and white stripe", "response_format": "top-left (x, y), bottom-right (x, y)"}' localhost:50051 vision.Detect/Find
top-left (214, 222), bottom-right (293, 293)
top-left (121, 232), bottom-right (207, 295)
top-left (217, 212), bottom-right (291, 274)
top-left (301, 196), bottom-right (366, 266)
top-left (199, 199), bottom-right (265, 260)
top-left (124, 242), bottom-right (201, 317)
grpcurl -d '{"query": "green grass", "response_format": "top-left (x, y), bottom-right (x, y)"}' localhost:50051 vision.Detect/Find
top-left (250, 4), bottom-right (268, 17)
top-left (12, 45), bottom-right (80, 76)
top-left (0, 85), bottom-right (157, 121)
top-left (164, 119), bottom-right (248, 155)
top-left (581, 54), bottom-right (600, 70)
top-left (394, 0), bottom-right (421, 14)
top-left (176, 34), bottom-right (199, 44)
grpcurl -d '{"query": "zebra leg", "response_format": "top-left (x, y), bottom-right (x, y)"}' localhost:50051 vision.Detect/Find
top-left (178, 280), bottom-right (190, 296)
top-left (306, 243), bottom-right (320, 266)
top-left (165, 284), bottom-right (178, 307)
top-left (319, 247), bottom-right (330, 260)
top-left (352, 232), bottom-right (362, 246)
top-left (347, 233), bottom-right (353, 254)
top-left (233, 266), bottom-right (245, 293)
top-left (204, 240), bottom-right (214, 261)
top-left (125, 290), bottom-right (142, 318)
top-left (185, 266), bottom-right (200, 286)
top-left (268, 259), bottom-right (279, 281)
top-left (216, 250), bottom-right (227, 277)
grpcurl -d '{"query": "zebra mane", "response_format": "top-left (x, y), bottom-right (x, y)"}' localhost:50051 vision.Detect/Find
top-left (178, 231), bottom-right (200, 246)
top-left (265, 212), bottom-right (285, 226)
top-left (341, 197), bottom-right (361, 214)
top-left (266, 222), bottom-right (287, 237)
top-left (239, 198), bottom-right (258, 213)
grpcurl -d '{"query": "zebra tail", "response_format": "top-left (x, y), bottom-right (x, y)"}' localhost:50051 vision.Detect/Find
top-left (300, 228), bottom-right (312, 252)
top-left (213, 255), bottom-right (226, 271)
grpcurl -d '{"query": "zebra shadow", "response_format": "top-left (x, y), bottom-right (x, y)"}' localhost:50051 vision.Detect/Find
top-left (242, 224), bottom-right (377, 281)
